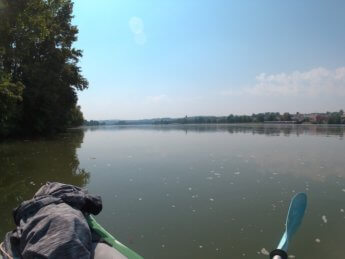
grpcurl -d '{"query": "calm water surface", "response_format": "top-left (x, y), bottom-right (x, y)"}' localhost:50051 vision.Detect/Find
top-left (1, 125), bottom-right (345, 258)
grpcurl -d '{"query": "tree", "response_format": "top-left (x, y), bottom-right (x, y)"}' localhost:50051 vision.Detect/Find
top-left (67, 105), bottom-right (84, 127)
top-left (0, 0), bottom-right (88, 136)
top-left (0, 72), bottom-right (24, 135)
top-left (282, 112), bottom-right (291, 121)
top-left (328, 112), bottom-right (341, 124)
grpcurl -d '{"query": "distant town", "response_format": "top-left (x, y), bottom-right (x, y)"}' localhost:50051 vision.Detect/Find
top-left (84, 110), bottom-right (345, 126)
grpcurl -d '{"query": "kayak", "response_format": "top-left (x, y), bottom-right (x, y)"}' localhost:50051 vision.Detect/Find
top-left (87, 215), bottom-right (144, 259)
top-left (0, 215), bottom-right (143, 259)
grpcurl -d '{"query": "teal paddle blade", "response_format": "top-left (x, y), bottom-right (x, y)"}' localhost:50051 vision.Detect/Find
top-left (277, 192), bottom-right (307, 252)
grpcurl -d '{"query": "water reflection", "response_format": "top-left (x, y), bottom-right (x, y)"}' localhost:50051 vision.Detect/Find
top-left (83, 124), bottom-right (345, 138)
top-left (0, 129), bottom-right (89, 236)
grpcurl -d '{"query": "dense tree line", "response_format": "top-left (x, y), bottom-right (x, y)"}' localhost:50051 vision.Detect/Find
top-left (0, 0), bottom-right (87, 137)
top-left (102, 111), bottom-right (345, 126)
top-left (84, 120), bottom-right (105, 126)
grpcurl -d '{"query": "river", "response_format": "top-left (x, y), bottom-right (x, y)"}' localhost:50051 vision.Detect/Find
top-left (1, 124), bottom-right (345, 258)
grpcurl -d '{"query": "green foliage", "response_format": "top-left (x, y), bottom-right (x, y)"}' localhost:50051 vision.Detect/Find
top-left (0, 73), bottom-right (24, 135)
top-left (282, 112), bottom-right (292, 121)
top-left (0, 0), bottom-right (88, 137)
top-left (84, 120), bottom-right (103, 126)
top-left (67, 105), bottom-right (84, 127)
top-left (328, 112), bottom-right (342, 124)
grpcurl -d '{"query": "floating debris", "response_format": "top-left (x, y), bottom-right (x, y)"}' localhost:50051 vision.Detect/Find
top-left (188, 187), bottom-right (192, 191)
top-left (315, 238), bottom-right (321, 243)
top-left (260, 248), bottom-right (269, 255)
top-left (340, 209), bottom-right (344, 213)
top-left (161, 244), bottom-right (165, 248)
top-left (234, 171), bottom-right (240, 175)
top-left (209, 198), bottom-right (215, 202)
top-left (288, 255), bottom-right (296, 258)
top-left (199, 245), bottom-right (203, 248)
top-left (171, 205), bottom-right (176, 208)
top-left (29, 181), bottom-right (35, 186)
top-left (206, 177), bottom-right (213, 180)
top-left (138, 198), bottom-right (142, 201)
top-left (322, 215), bottom-right (327, 224)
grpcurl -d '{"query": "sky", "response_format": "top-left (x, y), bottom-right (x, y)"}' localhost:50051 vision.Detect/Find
top-left (73, 0), bottom-right (345, 120)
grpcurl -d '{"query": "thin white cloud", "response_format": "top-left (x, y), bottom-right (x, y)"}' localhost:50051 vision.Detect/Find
top-left (247, 67), bottom-right (345, 96)
top-left (221, 67), bottom-right (345, 97)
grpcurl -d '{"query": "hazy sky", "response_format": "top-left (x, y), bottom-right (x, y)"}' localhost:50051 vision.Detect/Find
top-left (73, 0), bottom-right (345, 120)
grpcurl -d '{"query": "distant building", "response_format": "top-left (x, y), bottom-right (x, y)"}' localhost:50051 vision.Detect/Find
top-left (291, 113), bottom-right (329, 123)
top-left (291, 113), bottom-right (305, 122)
top-left (341, 114), bottom-right (345, 123)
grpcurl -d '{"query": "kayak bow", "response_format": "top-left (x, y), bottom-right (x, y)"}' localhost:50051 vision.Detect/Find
top-left (87, 215), bottom-right (144, 259)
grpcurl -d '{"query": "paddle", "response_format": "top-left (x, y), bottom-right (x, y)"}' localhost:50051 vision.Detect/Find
top-left (270, 192), bottom-right (307, 259)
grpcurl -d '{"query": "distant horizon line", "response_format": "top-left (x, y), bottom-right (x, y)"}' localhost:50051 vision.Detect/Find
top-left (86, 110), bottom-right (344, 121)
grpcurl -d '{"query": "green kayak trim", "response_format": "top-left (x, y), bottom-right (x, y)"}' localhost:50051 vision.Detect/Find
top-left (86, 215), bottom-right (144, 259)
